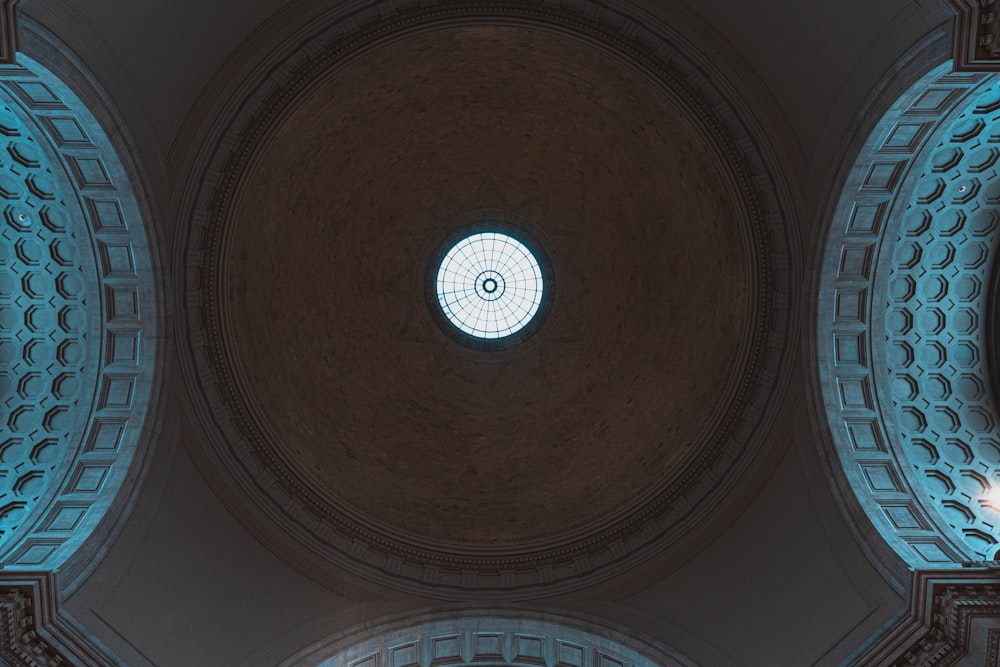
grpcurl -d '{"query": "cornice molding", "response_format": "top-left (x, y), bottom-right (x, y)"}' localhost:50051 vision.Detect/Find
top-left (0, 1), bottom-right (21, 65)
top-left (17, 18), bottom-right (171, 596)
top-left (0, 570), bottom-right (119, 666)
top-left (279, 606), bottom-right (699, 667)
top-left (853, 567), bottom-right (1000, 665)
top-left (0, 50), bottom-right (162, 594)
top-left (805, 30), bottom-right (952, 596)
top-left (945, 0), bottom-right (1000, 71)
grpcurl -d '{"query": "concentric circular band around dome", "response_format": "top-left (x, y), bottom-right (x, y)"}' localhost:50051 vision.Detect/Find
top-left (436, 232), bottom-right (544, 339)
top-left (178, 0), bottom-right (798, 599)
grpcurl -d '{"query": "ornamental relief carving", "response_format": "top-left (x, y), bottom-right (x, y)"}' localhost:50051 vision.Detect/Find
top-left (0, 54), bottom-right (159, 587)
top-left (858, 568), bottom-right (1000, 666)
top-left (818, 63), bottom-right (1000, 573)
top-left (947, 0), bottom-right (1000, 71)
top-left (0, 571), bottom-right (117, 666)
top-left (280, 609), bottom-right (698, 667)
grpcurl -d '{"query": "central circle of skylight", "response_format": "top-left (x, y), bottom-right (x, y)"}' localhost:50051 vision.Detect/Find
top-left (435, 232), bottom-right (544, 339)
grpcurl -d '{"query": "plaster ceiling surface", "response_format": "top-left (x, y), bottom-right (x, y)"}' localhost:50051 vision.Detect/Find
top-left (179, 0), bottom-right (796, 597)
top-left (227, 26), bottom-right (748, 545)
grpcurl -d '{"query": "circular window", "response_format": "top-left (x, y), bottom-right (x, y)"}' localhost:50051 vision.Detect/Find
top-left (434, 231), bottom-right (546, 340)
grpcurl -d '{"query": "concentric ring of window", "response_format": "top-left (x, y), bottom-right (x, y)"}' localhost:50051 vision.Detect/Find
top-left (435, 232), bottom-right (543, 339)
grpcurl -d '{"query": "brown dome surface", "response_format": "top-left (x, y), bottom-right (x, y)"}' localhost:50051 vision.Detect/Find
top-left (227, 26), bottom-right (747, 544)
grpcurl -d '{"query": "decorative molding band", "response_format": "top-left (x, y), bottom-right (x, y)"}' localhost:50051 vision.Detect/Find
top-left (0, 1), bottom-right (20, 66)
top-left (280, 607), bottom-right (699, 667)
top-left (806, 29), bottom-right (953, 595)
top-left (946, 0), bottom-right (1000, 71)
top-left (853, 566), bottom-right (1000, 665)
top-left (177, 0), bottom-right (799, 598)
top-left (0, 47), bottom-right (161, 591)
top-left (0, 570), bottom-right (119, 666)
top-left (816, 61), bottom-right (1000, 575)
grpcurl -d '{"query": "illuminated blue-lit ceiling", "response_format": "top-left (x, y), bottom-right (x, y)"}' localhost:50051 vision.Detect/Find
top-left (819, 64), bottom-right (1000, 568)
top-left (0, 55), bottom-right (159, 587)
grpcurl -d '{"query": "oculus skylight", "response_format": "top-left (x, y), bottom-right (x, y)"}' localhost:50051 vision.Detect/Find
top-left (435, 231), bottom-right (544, 339)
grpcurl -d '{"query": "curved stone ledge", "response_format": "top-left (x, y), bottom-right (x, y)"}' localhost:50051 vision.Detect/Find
top-left (280, 608), bottom-right (698, 667)
top-left (0, 48), bottom-right (160, 589)
top-left (818, 61), bottom-right (1000, 573)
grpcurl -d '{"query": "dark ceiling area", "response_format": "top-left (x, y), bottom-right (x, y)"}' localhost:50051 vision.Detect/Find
top-left (228, 25), bottom-right (749, 545)
top-left (0, 0), bottom-right (998, 665)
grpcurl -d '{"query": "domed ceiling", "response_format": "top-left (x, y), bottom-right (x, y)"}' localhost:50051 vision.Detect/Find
top-left (180, 1), bottom-right (796, 596)
top-left (228, 26), bottom-right (746, 544)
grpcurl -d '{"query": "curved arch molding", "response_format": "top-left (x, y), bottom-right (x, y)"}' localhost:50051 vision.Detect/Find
top-left (0, 52), bottom-right (159, 588)
top-left (280, 608), bottom-right (698, 667)
top-left (818, 63), bottom-right (1000, 572)
top-left (178, 0), bottom-right (798, 597)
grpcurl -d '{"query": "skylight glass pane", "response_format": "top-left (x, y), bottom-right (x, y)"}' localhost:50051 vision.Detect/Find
top-left (435, 232), bottom-right (544, 339)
